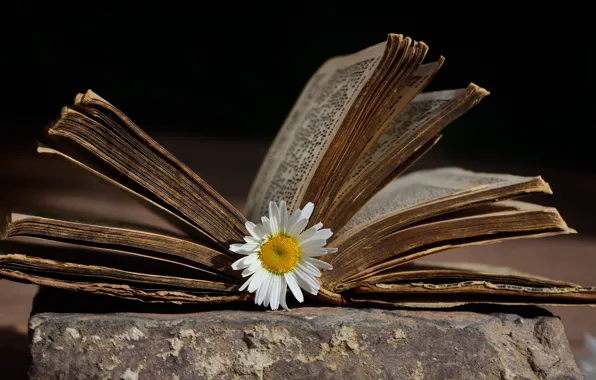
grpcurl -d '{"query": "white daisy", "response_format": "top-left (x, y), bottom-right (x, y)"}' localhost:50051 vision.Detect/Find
top-left (229, 201), bottom-right (337, 310)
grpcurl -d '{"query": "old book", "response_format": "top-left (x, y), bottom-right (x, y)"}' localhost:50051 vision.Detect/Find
top-left (1, 33), bottom-right (595, 309)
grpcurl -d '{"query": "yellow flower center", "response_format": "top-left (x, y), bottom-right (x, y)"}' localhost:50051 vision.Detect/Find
top-left (258, 234), bottom-right (301, 275)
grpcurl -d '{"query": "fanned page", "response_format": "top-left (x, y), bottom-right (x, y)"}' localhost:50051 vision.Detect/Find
top-left (324, 200), bottom-right (573, 291)
top-left (348, 284), bottom-right (596, 308)
top-left (36, 145), bottom-right (208, 240)
top-left (363, 261), bottom-right (583, 288)
top-left (5, 147), bottom-right (192, 239)
top-left (305, 37), bottom-right (430, 224)
top-left (327, 84), bottom-right (489, 231)
top-left (320, 167), bottom-right (559, 289)
top-left (337, 167), bottom-right (551, 238)
top-left (244, 40), bottom-right (388, 221)
top-left (45, 91), bottom-right (247, 249)
top-left (0, 236), bottom-right (239, 291)
top-left (245, 34), bottom-right (433, 224)
top-left (0, 211), bottom-right (245, 302)
top-left (0, 254), bottom-right (236, 292)
top-left (0, 255), bottom-right (249, 304)
top-left (348, 261), bottom-right (596, 307)
top-left (1, 212), bottom-right (236, 277)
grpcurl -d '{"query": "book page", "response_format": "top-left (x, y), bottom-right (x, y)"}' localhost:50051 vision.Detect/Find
top-left (49, 92), bottom-right (248, 248)
top-left (362, 261), bottom-right (580, 288)
top-left (360, 61), bottom-right (444, 157)
top-left (244, 42), bottom-right (387, 221)
top-left (36, 145), bottom-right (201, 239)
top-left (7, 146), bottom-right (195, 239)
top-left (4, 213), bottom-right (235, 274)
top-left (349, 280), bottom-right (596, 307)
top-left (341, 167), bottom-right (542, 234)
top-left (0, 267), bottom-right (249, 304)
top-left (326, 202), bottom-right (571, 290)
top-left (330, 84), bottom-right (488, 231)
top-left (1, 235), bottom-right (223, 279)
top-left (326, 84), bottom-right (488, 232)
top-left (0, 254), bottom-right (236, 291)
top-left (0, 254), bottom-right (239, 291)
top-left (340, 89), bottom-right (467, 194)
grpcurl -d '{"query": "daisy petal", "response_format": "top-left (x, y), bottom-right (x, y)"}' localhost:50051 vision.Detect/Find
top-left (300, 239), bottom-right (327, 252)
top-left (229, 244), bottom-right (258, 255)
top-left (286, 209), bottom-right (302, 233)
top-left (298, 227), bottom-right (317, 241)
top-left (301, 202), bottom-right (314, 220)
top-left (306, 257), bottom-right (333, 270)
top-left (284, 272), bottom-right (304, 303)
top-left (294, 267), bottom-right (321, 294)
top-left (234, 248), bottom-right (259, 256)
top-left (254, 223), bottom-right (267, 239)
top-left (241, 244), bottom-right (260, 252)
top-left (255, 288), bottom-right (263, 306)
top-left (231, 254), bottom-right (257, 270)
top-left (261, 216), bottom-right (271, 235)
top-left (298, 261), bottom-right (322, 277)
top-left (295, 276), bottom-right (319, 295)
top-left (325, 248), bottom-right (338, 254)
top-left (270, 275), bottom-right (281, 310)
top-left (257, 273), bottom-right (273, 305)
top-left (288, 217), bottom-right (309, 236)
top-left (248, 268), bottom-right (266, 293)
top-left (269, 215), bottom-right (279, 235)
top-left (241, 267), bottom-right (257, 277)
top-left (264, 280), bottom-right (274, 308)
top-left (297, 224), bottom-right (323, 242)
top-left (245, 221), bottom-right (262, 240)
top-left (239, 276), bottom-right (252, 292)
top-left (269, 201), bottom-right (280, 225)
top-left (302, 228), bottom-right (333, 243)
top-left (261, 216), bottom-right (269, 223)
top-left (247, 259), bottom-right (261, 272)
top-left (254, 276), bottom-right (265, 304)
top-left (243, 236), bottom-right (260, 245)
top-left (301, 247), bottom-right (328, 257)
top-left (279, 201), bottom-right (288, 232)
top-left (229, 243), bottom-right (245, 253)
top-left (279, 277), bottom-right (289, 310)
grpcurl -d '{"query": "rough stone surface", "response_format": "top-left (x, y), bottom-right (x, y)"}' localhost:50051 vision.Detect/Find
top-left (28, 307), bottom-right (583, 380)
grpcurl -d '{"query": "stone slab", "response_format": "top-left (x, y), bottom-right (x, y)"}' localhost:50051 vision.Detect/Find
top-left (28, 306), bottom-right (582, 380)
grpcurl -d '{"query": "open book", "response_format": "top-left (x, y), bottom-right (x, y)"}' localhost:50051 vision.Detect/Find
top-left (1, 33), bottom-right (595, 309)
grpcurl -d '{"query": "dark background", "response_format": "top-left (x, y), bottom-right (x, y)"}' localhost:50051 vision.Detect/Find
top-left (2, 3), bottom-right (595, 169)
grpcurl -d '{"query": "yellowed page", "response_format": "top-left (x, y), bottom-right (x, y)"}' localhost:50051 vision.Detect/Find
top-left (244, 41), bottom-right (387, 221)
top-left (340, 167), bottom-right (544, 234)
top-left (339, 88), bottom-right (468, 197)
